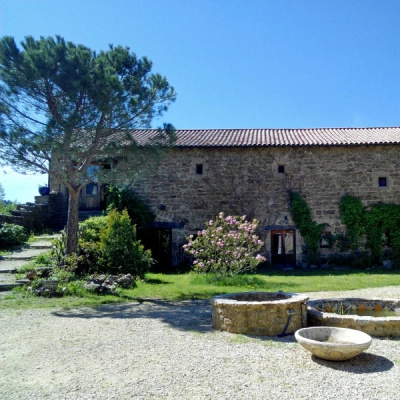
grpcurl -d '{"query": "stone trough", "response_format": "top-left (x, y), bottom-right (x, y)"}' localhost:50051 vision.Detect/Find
top-left (210, 292), bottom-right (309, 336)
top-left (307, 298), bottom-right (400, 337)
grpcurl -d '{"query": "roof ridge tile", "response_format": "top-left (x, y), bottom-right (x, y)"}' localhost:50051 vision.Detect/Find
top-left (127, 127), bottom-right (400, 147)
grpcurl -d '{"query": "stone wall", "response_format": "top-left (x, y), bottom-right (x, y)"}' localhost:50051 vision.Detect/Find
top-left (307, 298), bottom-right (400, 337)
top-left (210, 292), bottom-right (309, 336)
top-left (0, 192), bottom-right (65, 232)
top-left (133, 144), bottom-right (400, 265)
top-left (0, 201), bottom-right (49, 232)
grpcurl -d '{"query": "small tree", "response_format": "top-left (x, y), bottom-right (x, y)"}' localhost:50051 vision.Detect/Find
top-left (0, 35), bottom-right (176, 255)
top-left (183, 213), bottom-right (266, 277)
top-left (100, 209), bottom-right (151, 278)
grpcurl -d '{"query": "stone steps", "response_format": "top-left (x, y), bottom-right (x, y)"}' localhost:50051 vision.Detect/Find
top-left (0, 235), bottom-right (57, 293)
top-left (1, 248), bottom-right (52, 261)
top-left (0, 283), bottom-right (23, 291)
top-left (49, 210), bottom-right (102, 230)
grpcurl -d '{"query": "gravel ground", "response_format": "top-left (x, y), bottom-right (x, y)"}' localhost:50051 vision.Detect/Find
top-left (1, 287), bottom-right (400, 400)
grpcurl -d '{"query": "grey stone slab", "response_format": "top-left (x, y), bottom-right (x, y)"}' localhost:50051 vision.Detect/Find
top-left (0, 259), bottom-right (29, 271)
top-left (0, 282), bottom-right (23, 291)
top-left (1, 248), bottom-right (51, 260)
top-left (29, 241), bottom-right (53, 249)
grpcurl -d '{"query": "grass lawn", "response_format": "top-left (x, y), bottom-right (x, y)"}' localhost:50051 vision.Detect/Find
top-left (1, 267), bottom-right (400, 310)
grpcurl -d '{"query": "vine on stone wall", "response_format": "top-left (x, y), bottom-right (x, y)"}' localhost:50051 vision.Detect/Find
top-left (289, 191), bottom-right (325, 264)
top-left (338, 194), bottom-right (365, 250)
top-left (339, 195), bottom-right (400, 264)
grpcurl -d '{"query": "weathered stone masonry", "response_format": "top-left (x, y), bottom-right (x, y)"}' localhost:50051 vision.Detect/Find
top-left (134, 144), bottom-right (400, 265)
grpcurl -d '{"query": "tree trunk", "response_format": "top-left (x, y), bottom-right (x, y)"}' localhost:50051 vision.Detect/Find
top-left (66, 189), bottom-right (80, 255)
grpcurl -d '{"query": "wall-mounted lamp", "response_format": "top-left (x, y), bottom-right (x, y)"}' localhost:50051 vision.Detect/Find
top-left (284, 216), bottom-right (288, 224)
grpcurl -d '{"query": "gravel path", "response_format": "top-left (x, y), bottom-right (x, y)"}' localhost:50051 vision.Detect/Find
top-left (1, 287), bottom-right (400, 400)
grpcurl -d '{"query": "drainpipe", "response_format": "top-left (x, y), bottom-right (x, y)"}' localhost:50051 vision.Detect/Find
top-left (278, 308), bottom-right (296, 337)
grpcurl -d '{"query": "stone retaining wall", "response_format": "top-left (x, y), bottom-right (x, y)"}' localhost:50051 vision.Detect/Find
top-left (0, 192), bottom-right (65, 231)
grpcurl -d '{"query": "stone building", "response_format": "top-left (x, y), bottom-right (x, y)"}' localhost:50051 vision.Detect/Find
top-left (50, 127), bottom-right (400, 268)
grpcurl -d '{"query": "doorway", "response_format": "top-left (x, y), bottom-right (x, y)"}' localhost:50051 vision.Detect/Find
top-left (79, 182), bottom-right (101, 210)
top-left (271, 230), bottom-right (296, 267)
top-left (137, 228), bottom-right (173, 271)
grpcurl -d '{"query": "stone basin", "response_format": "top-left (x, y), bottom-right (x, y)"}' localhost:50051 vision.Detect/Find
top-left (295, 326), bottom-right (372, 361)
top-left (210, 292), bottom-right (309, 336)
top-left (307, 298), bottom-right (400, 337)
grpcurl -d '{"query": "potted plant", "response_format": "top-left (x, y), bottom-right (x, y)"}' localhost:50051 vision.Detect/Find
top-left (38, 183), bottom-right (50, 196)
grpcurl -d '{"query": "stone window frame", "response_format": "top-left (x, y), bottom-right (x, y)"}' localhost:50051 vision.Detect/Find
top-left (374, 171), bottom-right (391, 190)
top-left (378, 177), bottom-right (387, 188)
top-left (192, 159), bottom-right (206, 177)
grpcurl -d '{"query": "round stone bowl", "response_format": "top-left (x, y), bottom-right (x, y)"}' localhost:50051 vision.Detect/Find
top-left (295, 326), bottom-right (372, 361)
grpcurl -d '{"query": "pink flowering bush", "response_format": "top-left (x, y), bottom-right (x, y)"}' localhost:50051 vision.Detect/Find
top-left (183, 212), bottom-right (266, 277)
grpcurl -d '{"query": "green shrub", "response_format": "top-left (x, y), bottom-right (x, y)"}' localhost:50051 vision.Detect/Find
top-left (62, 280), bottom-right (93, 297)
top-left (79, 215), bottom-right (108, 242)
top-left (77, 241), bottom-right (106, 274)
top-left (0, 223), bottom-right (29, 247)
top-left (100, 209), bottom-right (152, 278)
top-left (326, 251), bottom-right (374, 269)
top-left (51, 212), bottom-right (151, 278)
top-left (0, 201), bottom-right (17, 215)
top-left (105, 186), bottom-right (155, 228)
top-left (33, 253), bottom-right (54, 266)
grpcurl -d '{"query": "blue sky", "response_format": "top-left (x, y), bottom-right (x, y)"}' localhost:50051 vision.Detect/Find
top-left (1, 0), bottom-right (400, 202)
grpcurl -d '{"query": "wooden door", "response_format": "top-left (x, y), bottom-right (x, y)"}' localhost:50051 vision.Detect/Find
top-left (271, 230), bottom-right (296, 267)
top-left (79, 182), bottom-right (101, 210)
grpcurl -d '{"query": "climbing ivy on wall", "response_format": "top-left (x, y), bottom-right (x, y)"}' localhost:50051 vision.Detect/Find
top-left (365, 203), bottom-right (400, 262)
top-left (339, 195), bottom-right (400, 263)
top-left (338, 194), bottom-right (365, 250)
top-left (289, 192), bottom-right (325, 264)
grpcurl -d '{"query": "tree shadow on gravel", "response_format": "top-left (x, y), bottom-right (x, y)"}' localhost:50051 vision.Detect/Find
top-left (312, 352), bottom-right (394, 373)
top-left (51, 299), bottom-right (213, 333)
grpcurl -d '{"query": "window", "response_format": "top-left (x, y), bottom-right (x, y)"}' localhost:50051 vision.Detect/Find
top-left (379, 177), bottom-right (387, 188)
top-left (86, 182), bottom-right (98, 195)
top-left (320, 233), bottom-right (332, 248)
top-left (87, 165), bottom-right (99, 181)
top-left (278, 165), bottom-right (285, 174)
top-left (196, 164), bottom-right (203, 175)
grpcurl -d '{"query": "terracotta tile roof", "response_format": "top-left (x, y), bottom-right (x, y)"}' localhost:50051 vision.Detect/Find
top-left (132, 127), bottom-right (400, 147)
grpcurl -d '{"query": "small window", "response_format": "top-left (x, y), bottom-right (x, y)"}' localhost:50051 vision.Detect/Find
top-left (278, 165), bottom-right (285, 174)
top-left (320, 233), bottom-right (332, 248)
top-left (196, 164), bottom-right (203, 175)
top-left (378, 177), bottom-right (387, 187)
top-left (86, 182), bottom-right (98, 195)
